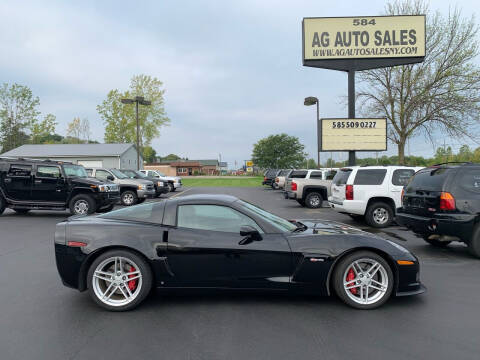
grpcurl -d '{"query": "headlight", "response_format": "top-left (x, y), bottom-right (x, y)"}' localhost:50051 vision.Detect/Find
top-left (157, 181), bottom-right (164, 186)
top-left (98, 185), bottom-right (107, 192)
top-left (138, 185), bottom-right (145, 190)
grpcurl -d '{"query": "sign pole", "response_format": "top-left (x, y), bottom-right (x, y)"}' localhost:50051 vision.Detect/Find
top-left (348, 69), bottom-right (356, 166)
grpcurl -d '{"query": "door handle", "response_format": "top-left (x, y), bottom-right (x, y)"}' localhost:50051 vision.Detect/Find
top-left (4, 178), bottom-right (11, 183)
top-left (34, 179), bottom-right (42, 184)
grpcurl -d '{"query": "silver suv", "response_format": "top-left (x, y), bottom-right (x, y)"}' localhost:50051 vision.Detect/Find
top-left (86, 168), bottom-right (155, 206)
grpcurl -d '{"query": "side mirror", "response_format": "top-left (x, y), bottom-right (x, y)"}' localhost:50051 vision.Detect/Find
top-left (239, 225), bottom-right (262, 245)
top-left (107, 175), bottom-right (114, 181)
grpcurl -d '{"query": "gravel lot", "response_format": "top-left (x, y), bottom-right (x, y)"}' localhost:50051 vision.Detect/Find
top-left (0, 186), bottom-right (479, 360)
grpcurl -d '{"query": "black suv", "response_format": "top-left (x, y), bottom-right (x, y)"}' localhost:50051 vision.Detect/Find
top-left (262, 169), bottom-right (279, 188)
top-left (397, 163), bottom-right (480, 257)
top-left (0, 158), bottom-right (120, 216)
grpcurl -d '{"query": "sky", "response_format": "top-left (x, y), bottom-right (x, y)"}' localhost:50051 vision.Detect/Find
top-left (1, 0), bottom-right (479, 168)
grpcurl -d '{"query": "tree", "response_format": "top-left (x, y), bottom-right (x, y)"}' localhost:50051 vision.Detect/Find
top-left (97, 74), bottom-right (170, 153)
top-left (66, 117), bottom-right (90, 143)
top-left (358, 1), bottom-right (480, 164)
top-left (31, 114), bottom-right (57, 144)
top-left (142, 145), bottom-right (157, 163)
top-left (162, 153), bottom-right (181, 161)
top-left (0, 83), bottom-right (40, 152)
top-left (252, 133), bottom-right (307, 168)
top-left (302, 158), bottom-right (318, 169)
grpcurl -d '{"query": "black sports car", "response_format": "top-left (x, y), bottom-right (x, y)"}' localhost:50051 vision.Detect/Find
top-left (55, 194), bottom-right (425, 311)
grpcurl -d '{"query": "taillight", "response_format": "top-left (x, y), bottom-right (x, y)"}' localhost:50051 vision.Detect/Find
top-left (345, 185), bottom-right (354, 200)
top-left (291, 181), bottom-right (297, 191)
top-left (264, 176), bottom-right (267, 181)
top-left (439, 192), bottom-right (455, 210)
top-left (275, 177), bottom-right (279, 183)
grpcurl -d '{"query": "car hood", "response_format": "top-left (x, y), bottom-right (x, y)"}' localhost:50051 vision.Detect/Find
top-left (294, 219), bottom-right (378, 237)
top-left (70, 177), bottom-right (114, 186)
top-left (161, 176), bottom-right (180, 181)
top-left (116, 178), bottom-right (152, 185)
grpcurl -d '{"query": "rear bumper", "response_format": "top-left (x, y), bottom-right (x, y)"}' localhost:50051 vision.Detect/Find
top-left (262, 179), bottom-right (274, 186)
top-left (328, 198), bottom-right (366, 215)
top-left (286, 191), bottom-right (297, 199)
top-left (396, 210), bottom-right (475, 242)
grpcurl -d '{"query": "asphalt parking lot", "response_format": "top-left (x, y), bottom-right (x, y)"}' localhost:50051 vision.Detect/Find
top-left (1, 186), bottom-right (479, 360)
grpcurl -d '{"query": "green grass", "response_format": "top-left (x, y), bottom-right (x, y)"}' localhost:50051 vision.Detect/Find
top-left (181, 176), bottom-right (263, 187)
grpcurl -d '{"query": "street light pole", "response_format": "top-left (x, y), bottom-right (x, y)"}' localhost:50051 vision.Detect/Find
top-left (121, 96), bottom-right (151, 170)
top-left (304, 96), bottom-right (320, 168)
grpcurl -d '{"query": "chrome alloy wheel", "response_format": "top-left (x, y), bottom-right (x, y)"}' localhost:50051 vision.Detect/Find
top-left (92, 256), bottom-right (143, 307)
top-left (309, 194), bottom-right (321, 207)
top-left (343, 258), bottom-right (389, 305)
top-left (372, 207), bottom-right (389, 225)
top-left (74, 200), bottom-right (89, 215)
top-left (122, 193), bottom-right (135, 205)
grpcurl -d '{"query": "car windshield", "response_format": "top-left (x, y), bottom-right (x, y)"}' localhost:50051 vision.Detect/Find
top-left (110, 169), bottom-right (128, 179)
top-left (238, 200), bottom-right (297, 232)
top-left (155, 171), bottom-right (166, 177)
top-left (121, 170), bottom-right (138, 178)
top-left (135, 171), bottom-right (148, 178)
top-left (63, 164), bottom-right (88, 178)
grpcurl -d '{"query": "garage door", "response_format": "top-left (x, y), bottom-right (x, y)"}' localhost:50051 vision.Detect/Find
top-left (78, 160), bottom-right (103, 168)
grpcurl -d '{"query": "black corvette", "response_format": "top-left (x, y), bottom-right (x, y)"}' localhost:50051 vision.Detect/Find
top-left (55, 194), bottom-right (425, 311)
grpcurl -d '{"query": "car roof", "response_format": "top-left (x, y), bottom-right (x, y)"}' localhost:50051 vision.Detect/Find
top-left (0, 157), bottom-right (73, 165)
top-left (174, 194), bottom-right (239, 204)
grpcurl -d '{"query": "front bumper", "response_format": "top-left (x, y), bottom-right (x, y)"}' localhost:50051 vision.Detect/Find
top-left (94, 191), bottom-right (120, 207)
top-left (55, 244), bottom-right (86, 290)
top-left (396, 209), bottom-right (475, 242)
top-left (138, 189), bottom-right (156, 198)
top-left (173, 182), bottom-right (182, 190)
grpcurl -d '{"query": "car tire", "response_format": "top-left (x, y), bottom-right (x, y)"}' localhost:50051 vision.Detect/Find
top-left (0, 196), bottom-right (6, 215)
top-left (423, 236), bottom-right (451, 248)
top-left (69, 194), bottom-right (96, 215)
top-left (468, 225), bottom-right (480, 258)
top-left (305, 192), bottom-right (323, 209)
top-left (121, 190), bottom-right (138, 206)
top-left (87, 249), bottom-right (153, 311)
top-left (333, 250), bottom-right (394, 310)
top-left (168, 183), bottom-right (175, 192)
top-left (13, 209), bottom-right (30, 214)
top-left (365, 202), bottom-right (394, 228)
top-left (96, 204), bottom-right (115, 213)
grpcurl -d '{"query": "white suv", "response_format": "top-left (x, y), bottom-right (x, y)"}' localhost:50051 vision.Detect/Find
top-left (328, 166), bottom-right (424, 228)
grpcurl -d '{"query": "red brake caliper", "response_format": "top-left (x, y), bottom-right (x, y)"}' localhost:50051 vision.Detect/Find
top-left (347, 267), bottom-right (357, 295)
top-left (127, 265), bottom-right (137, 291)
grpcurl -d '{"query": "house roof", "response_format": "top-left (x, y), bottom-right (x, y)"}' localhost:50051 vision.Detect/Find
top-left (1, 143), bottom-right (136, 158)
top-left (170, 161), bottom-right (201, 167)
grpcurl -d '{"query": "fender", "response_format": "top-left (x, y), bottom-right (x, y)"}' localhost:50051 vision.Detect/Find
top-left (302, 185), bottom-right (328, 201)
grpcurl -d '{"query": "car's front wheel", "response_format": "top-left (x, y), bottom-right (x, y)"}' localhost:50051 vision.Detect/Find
top-left (333, 251), bottom-right (394, 309)
top-left (305, 192), bottom-right (323, 209)
top-left (69, 194), bottom-right (96, 215)
top-left (365, 202), bottom-right (394, 228)
top-left (121, 190), bottom-right (138, 206)
top-left (87, 250), bottom-right (153, 311)
top-left (468, 225), bottom-right (480, 258)
top-left (168, 183), bottom-right (175, 192)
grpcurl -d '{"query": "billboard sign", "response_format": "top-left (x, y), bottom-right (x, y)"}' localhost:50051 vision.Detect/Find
top-left (303, 15), bottom-right (426, 71)
top-left (246, 161), bottom-right (253, 167)
top-left (320, 118), bottom-right (387, 151)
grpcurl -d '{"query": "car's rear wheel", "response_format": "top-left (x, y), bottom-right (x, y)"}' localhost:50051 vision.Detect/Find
top-left (87, 250), bottom-right (152, 311)
top-left (168, 183), bottom-right (175, 192)
top-left (0, 196), bottom-right (6, 215)
top-left (365, 202), bottom-right (394, 228)
top-left (13, 209), bottom-right (30, 214)
top-left (468, 225), bottom-right (480, 258)
top-left (305, 192), bottom-right (323, 209)
top-left (69, 194), bottom-right (96, 215)
top-left (121, 190), bottom-right (138, 206)
top-left (423, 236), bottom-right (451, 248)
top-left (333, 251), bottom-right (394, 309)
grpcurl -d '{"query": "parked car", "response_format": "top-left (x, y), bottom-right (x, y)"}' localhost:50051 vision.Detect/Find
top-left (397, 163), bottom-right (480, 257)
top-left (86, 168), bottom-right (155, 206)
top-left (329, 165), bottom-right (424, 228)
top-left (119, 169), bottom-right (169, 198)
top-left (0, 158), bottom-right (119, 215)
top-left (285, 169), bottom-right (337, 208)
top-left (54, 194), bottom-right (424, 311)
top-left (139, 170), bottom-right (182, 192)
top-left (262, 169), bottom-right (280, 188)
top-left (274, 169), bottom-right (292, 190)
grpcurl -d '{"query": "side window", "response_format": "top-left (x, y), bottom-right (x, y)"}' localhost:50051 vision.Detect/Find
top-left (457, 169), bottom-right (480, 193)
top-left (177, 205), bottom-right (263, 233)
top-left (310, 171), bottom-right (323, 179)
top-left (326, 170), bottom-right (337, 180)
top-left (8, 164), bottom-right (32, 177)
top-left (86, 169), bottom-right (93, 176)
top-left (392, 169), bottom-right (415, 186)
top-left (95, 170), bottom-right (111, 181)
top-left (353, 169), bottom-right (387, 185)
top-left (36, 165), bottom-right (61, 178)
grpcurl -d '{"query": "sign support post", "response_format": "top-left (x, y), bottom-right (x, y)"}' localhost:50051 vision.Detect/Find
top-left (348, 70), bottom-right (356, 166)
